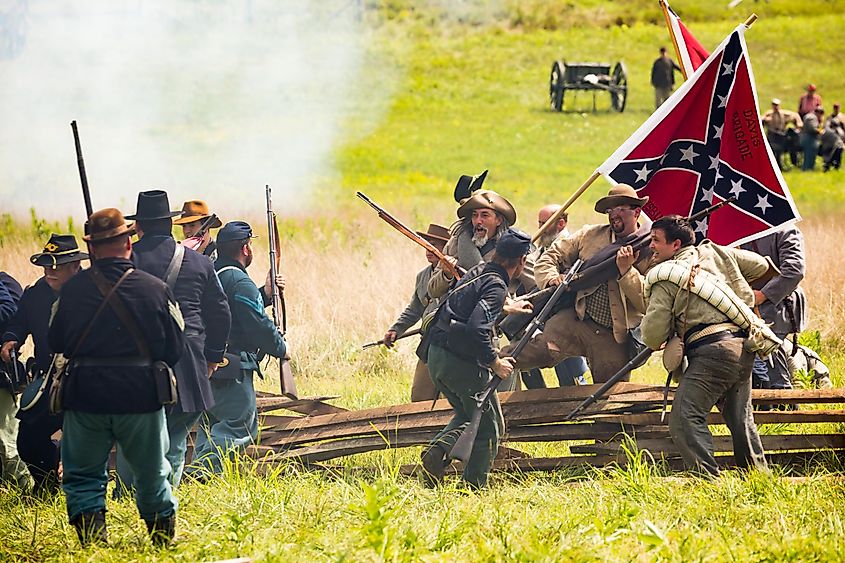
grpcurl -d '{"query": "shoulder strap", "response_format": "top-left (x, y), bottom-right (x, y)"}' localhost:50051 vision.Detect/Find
top-left (89, 267), bottom-right (151, 358)
top-left (69, 267), bottom-right (134, 359)
top-left (164, 243), bottom-right (185, 290)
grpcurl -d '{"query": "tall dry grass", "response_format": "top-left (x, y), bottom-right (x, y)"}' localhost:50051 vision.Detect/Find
top-left (1, 210), bottom-right (843, 404)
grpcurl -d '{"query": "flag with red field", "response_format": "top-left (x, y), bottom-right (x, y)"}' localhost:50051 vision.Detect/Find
top-left (663, 1), bottom-right (709, 76)
top-left (597, 26), bottom-right (800, 246)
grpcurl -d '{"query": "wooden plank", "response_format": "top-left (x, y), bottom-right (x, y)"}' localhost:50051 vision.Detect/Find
top-left (256, 396), bottom-right (347, 416)
top-left (270, 431), bottom-right (437, 463)
top-left (597, 409), bottom-right (845, 426)
top-left (571, 434), bottom-right (845, 455)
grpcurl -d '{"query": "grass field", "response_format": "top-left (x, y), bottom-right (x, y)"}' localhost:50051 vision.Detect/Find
top-left (2, 1), bottom-right (845, 561)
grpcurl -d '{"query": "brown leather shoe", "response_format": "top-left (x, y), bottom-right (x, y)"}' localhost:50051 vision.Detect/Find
top-left (420, 445), bottom-right (448, 488)
top-left (71, 510), bottom-right (107, 547)
top-left (145, 514), bottom-right (176, 548)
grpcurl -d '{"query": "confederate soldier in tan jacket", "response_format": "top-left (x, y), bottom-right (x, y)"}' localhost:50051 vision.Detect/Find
top-left (506, 184), bottom-right (647, 383)
top-left (383, 224), bottom-right (450, 402)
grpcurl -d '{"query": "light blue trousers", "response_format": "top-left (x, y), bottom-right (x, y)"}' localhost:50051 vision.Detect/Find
top-left (62, 409), bottom-right (177, 521)
top-left (189, 374), bottom-right (258, 476)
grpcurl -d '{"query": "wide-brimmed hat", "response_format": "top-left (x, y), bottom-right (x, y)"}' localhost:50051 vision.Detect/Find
top-left (416, 223), bottom-right (450, 246)
top-left (125, 190), bottom-right (182, 221)
top-left (457, 189), bottom-right (517, 226)
top-left (807, 84), bottom-right (817, 92)
top-left (172, 200), bottom-right (223, 228)
top-left (30, 234), bottom-right (89, 267)
top-left (771, 98), bottom-right (781, 105)
top-left (594, 184), bottom-right (649, 213)
top-left (453, 170), bottom-right (489, 203)
top-left (83, 208), bottom-right (136, 242)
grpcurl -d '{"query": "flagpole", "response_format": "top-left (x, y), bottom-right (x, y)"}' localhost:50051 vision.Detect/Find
top-left (532, 171), bottom-right (600, 243)
top-left (744, 14), bottom-right (757, 27)
top-left (659, 0), bottom-right (687, 80)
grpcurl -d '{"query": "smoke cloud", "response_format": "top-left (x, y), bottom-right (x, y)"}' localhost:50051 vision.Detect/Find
top-left (0, 0), bottom-right (368, 219)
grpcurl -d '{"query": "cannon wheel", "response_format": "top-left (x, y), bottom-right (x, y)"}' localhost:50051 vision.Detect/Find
top-left (610, 61), bottom-right (628, 112)
top-left (549, 60), bottom-right (565, 112)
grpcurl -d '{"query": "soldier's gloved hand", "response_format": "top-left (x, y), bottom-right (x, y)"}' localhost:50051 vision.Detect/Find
top-left (547, 274), bottom-right (565, 287)
top-left (0, 341), bottom-right (17, 363)
top-left (503, 297), bottom-right (533, 316)
top-left (491, 356), bottom-right (515, 379)
top-left (383, 330), bottom-right (397, 348)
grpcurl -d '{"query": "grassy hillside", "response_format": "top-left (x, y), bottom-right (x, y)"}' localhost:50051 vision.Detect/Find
top-left (2, 2), bottom-right (845, 561)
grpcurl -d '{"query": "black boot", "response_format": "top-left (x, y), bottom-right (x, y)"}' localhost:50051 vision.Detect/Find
top-left (145, 514), bottom-right (176, 548)
top-left (71, 510), bottom-right (107, 547)
top-left (420, 445), bottom-right (448, 488)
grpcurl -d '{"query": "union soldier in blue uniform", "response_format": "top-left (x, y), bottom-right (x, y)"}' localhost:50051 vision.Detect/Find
top-left (115, 190), bottom-right (231, 491)
top-left (0, 271), bottom-right (30, 490)
top-left (189, 220), bottom-right (286, 478)
top-left (420, 228), bottom-right (531, 488)
top-left (1, 234), bottom-right (88, 493)
top-left (49, 208), bottom-right (185, 546)
top-left (173, 199), bottom-right (223, 261)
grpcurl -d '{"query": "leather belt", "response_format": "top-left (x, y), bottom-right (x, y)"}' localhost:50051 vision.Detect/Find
top-left (73, 357), bottom-right (153, 368)
top-left (685, 329), bottom-right (744, 352)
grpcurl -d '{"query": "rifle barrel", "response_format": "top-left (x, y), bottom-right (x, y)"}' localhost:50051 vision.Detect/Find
top-left (565, 347), bottom-right (654, 420)
top-left (71, 121), bottom-right (93, 219)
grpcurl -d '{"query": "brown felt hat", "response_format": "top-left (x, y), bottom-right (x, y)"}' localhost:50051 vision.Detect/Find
top-left (416, 223), bottom-right (450, 246)
top-left (172, 200), bottom-right (223, 228)
top-left (594, 184), bottom-right (649, 213)
top-left (83, 208), bottom-right (136, 242)
top-left (456, 189), bottom-right (517, 226)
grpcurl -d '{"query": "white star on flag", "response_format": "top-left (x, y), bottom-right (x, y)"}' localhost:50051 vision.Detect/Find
top-left (755, 193), bottom-right (772, 214)
top-left (694, 220), bottom-right (709, 236)
top-left (679, 144), bottom-right (699, 164)
top-left (717, 94), bottom-right (728, 108)
top-left (722, 61), bottom-right (734, 75)
top-left (729, 179), bottom-right (746, 199)
top-left (712, 124), bottom-right (723, 139)
top-left (634, 164), bottom-right (652, 183)
top-left (700, 186), bottom-right (715, 204)
top-left (708, 155), bottom-right (720, 170)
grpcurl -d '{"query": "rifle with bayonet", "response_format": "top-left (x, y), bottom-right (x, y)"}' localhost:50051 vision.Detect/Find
top-left (357, 192), bottom-right (464, 280)
top-left (266, 185), bottom-right (297, 399)
top-left (362, 327), bottom-right (422, 350)
top-left (499, 198), bottom-right (736, 340)
top-left (182, 213), bottom-right (220, 253)
top-left (448, 259), bottom-right (585, 464)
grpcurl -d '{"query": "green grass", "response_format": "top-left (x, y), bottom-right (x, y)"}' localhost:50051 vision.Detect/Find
top-left (3, 2), bottom-right (845, 560)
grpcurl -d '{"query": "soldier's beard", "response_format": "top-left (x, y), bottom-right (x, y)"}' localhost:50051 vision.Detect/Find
top-left (538, 232), bottom-right (557, 249)
top-left (472, 226), bottom-right (489, 247)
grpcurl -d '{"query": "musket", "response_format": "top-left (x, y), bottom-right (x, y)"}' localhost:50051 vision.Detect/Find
top-left (71, 121), bottom-right (93, 219)
top-left (362, 327), bottom-right (422, 350)
top-left (499, 198), bottom-right (736, 339)
top-left (266, 185), bottom-right (297, 399)
top-left (10, 348), bottom-right (20, 389)
top-left (565, 347), bottom-right (654, 421)
top-left (448, 259), bottom-right (585, 464)
top-left (181, 213), bottom-right (220, 252)
top-left (357, 192), bottom-right (463, 280)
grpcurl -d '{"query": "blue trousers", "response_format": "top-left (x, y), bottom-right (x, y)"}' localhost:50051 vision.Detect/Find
top-left (522, 356), bottom-right (588, 389)
top-left (800, 133), bottom-right (819, 170)
top-left (114, 409), bottom-right (202, 496)
top-left (189, 374), bottom-right (258, 476)
top-left (427, 345), bottom-right (504, 488)
top-left (62, 409), bottom-right (176, 521)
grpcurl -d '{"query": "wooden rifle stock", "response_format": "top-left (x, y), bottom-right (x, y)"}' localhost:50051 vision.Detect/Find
top-left (357, 192), bottom-right (463, 280)
top-left (266, 185), bottom-right (297, 399)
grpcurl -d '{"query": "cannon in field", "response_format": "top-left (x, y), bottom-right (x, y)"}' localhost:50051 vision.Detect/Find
top-left (548, 59), bottom-right (628, 112)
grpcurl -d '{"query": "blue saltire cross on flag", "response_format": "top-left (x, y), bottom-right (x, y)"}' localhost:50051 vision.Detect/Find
top-left (597, 25), bottom-right (800, 246)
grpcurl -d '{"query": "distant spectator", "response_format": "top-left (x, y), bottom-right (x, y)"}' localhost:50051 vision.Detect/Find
top-left (797, 84), bottom-right (822, 119)
top-left (800, 106), bottom-right (824, 171)
top-left (824, 102), bottom-right (843, 133)
top-left (820, 119), bottom-right (844, 172)
top-left (650, 47), bottom-right (681, 109)
top-left (761, 98), bottom-right (801, 170)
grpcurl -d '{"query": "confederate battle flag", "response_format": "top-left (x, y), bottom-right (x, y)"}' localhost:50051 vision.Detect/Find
top-left (597, 25), bottom-right (800, 246)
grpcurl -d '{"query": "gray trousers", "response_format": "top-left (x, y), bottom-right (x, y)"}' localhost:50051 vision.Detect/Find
top-left (670, 336), bottom-right (767, 477)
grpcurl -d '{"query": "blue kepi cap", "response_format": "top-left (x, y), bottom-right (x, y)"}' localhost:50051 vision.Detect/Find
top-left (495, 228), bottom-right (531, 258)
top-left (217, 221), bottom-right (257, 243)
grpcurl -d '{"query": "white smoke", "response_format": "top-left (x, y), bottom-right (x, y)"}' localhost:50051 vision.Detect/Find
top-left (0, 0), bottom-right (368, 219)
